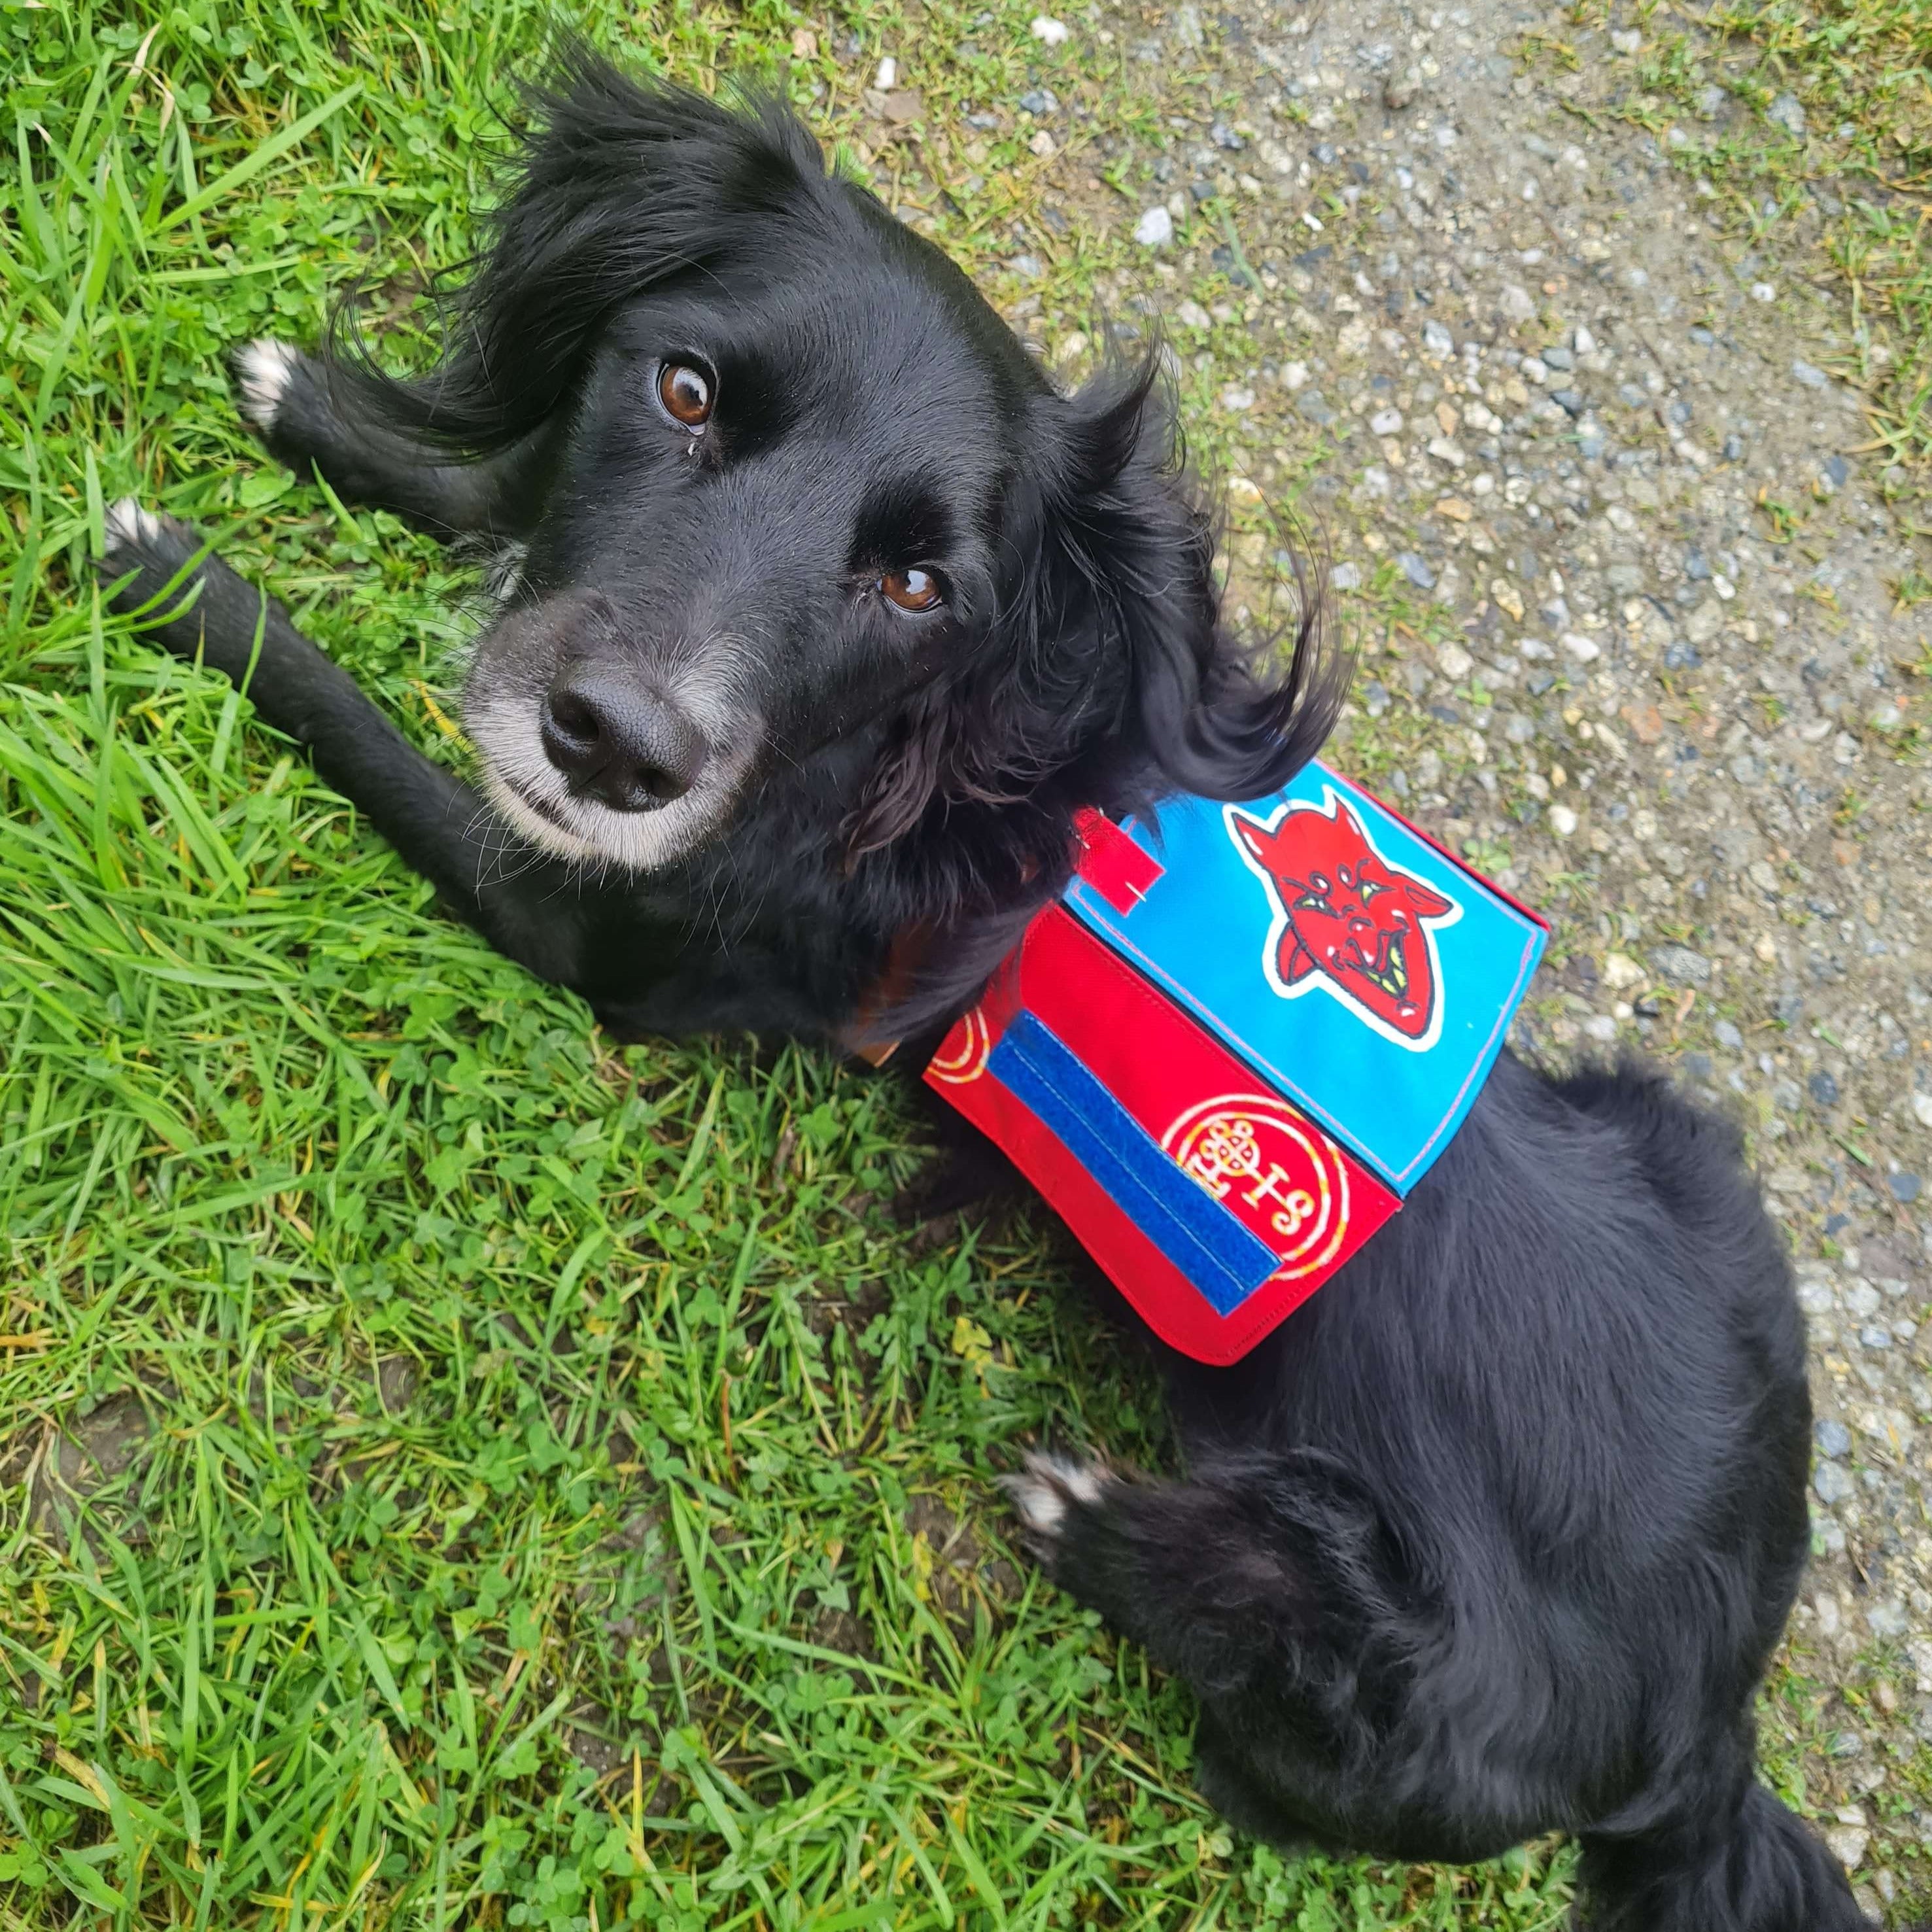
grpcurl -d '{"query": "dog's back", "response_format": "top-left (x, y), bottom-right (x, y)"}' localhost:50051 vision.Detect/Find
top-left (1016, 1052), bottom-right (1873, 1931)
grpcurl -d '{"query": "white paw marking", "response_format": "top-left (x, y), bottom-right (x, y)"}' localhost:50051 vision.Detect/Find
top-left (1001, 1451), bottom-right (1110, 1538)
top-left (103, 497), bottom-right (162, 552)
top-left (235, 337), bottom-right (300, 430)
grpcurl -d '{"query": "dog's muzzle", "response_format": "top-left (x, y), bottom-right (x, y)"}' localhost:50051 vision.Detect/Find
top-left (460, 591), bottom-right (758, 872)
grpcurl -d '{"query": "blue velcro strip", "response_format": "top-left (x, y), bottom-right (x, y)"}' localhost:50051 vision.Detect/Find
top-left (988, 1010), bottom-right (1278, 1315)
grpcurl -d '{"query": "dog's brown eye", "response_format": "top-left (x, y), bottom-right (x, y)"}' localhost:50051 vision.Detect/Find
top-left (658, 362), bottom-right (713, 427)
top-left (880, 568), bottom-right (943, 613)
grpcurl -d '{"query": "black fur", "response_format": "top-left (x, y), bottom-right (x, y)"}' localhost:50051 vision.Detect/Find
top-left (1014, 1052), bottom-right (1867, 1931)
top-left (98, 54), bottom-right (1894, 1931)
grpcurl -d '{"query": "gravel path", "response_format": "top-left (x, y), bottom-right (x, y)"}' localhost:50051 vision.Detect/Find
top-left (980, 0), bottom-right (1932, 1912)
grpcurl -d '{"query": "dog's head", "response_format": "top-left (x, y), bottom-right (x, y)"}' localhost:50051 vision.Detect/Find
top-left (340, 51), bottom-right (1343, 874)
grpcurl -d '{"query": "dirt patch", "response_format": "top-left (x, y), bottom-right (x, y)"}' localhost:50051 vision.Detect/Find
top-left (808, 1605), bottom-right (878, 1659)
top-left (565, 1700), bottom-right (628, 1779)
top-left (29, 1388), bottom-right (154, 1543)
top-left (906, 1492), bottom-right (1024, 1627)
top-left (1011, 0), bottom-right (1932, 1905)
top-left (376, 1354), bottom-right (419, 1411)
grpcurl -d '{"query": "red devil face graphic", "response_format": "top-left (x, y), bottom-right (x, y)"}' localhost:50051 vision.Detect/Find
top-left (1228, 792), bottom-right (1460, 1046)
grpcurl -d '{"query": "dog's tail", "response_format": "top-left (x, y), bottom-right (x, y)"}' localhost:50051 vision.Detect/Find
top-left (1579, 1778), bottom-right (1891, 1931)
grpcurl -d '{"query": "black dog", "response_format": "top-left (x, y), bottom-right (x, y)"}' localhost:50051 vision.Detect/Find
top-left (101, 54), bottom-right (1886, 1932)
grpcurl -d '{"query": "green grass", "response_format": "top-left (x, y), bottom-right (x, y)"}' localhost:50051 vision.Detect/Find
top-left (0, 1), bottom-right (1888, 1925)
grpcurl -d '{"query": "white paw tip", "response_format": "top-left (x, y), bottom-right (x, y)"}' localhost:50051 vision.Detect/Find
top-left (103, 497), bottom-right (162, 551)
top-left (235, 337), bottom-right (300, 429)
top-left (1002, 1451), bottom-right (1109, 1535)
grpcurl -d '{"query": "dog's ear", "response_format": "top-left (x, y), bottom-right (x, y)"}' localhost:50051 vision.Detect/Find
top-left (841, 355), bottom-right (1351, 873)
top-left (1044, 355), bottom-right (1351, 804)
top-left (323, 47), bottom-right (828, 452)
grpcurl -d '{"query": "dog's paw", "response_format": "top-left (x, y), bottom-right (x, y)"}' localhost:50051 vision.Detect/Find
top-left (890, 1139), bottom-right (1014, 1229)
top-left (103, 496), bottom-right (166, 555)
top-left (232, 337), bottom-right (303, 434)
top-left (99, 504), bottom-right (273, 683)
top-left (98, 498), bottom-right (210, 638)
top-left (999, 1450), bottom-right (1114, 1567)
top-left (99, 498), bottom-right (200, 595)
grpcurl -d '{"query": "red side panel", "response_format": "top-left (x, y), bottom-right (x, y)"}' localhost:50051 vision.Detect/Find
top-left (927, 908), bottom-right (1398, 1365)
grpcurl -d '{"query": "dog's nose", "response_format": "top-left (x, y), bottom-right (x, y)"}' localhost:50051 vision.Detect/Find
top-left (540, 669), bottom-right (707, 810)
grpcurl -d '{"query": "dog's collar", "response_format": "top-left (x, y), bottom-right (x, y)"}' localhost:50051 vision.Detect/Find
top-left (840, 920), bottom-right (935, 1066)
top-left (837, 806), bottom-right (1198, 1063)
top-left (837, 820), bottom-right (1059, 1066)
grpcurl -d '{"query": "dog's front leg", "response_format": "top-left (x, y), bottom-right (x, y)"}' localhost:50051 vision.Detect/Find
top-left (99, 503), bottom-right (596, 987)
top-left (232, 339), bottom-right (551, 542)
